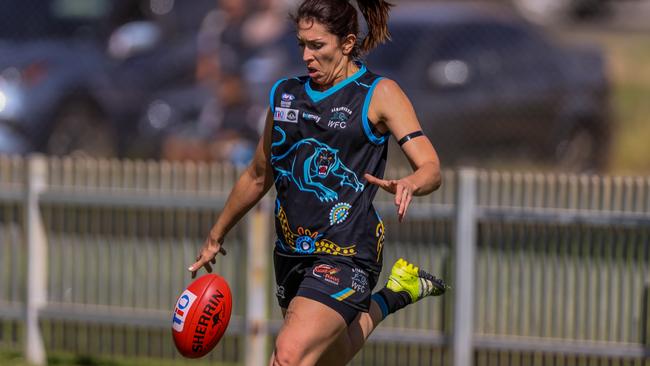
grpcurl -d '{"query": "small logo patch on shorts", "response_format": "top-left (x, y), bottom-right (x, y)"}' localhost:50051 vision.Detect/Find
top-left (331, 288), bottom-right (356, 301)
top-left (313, 264), bottom-right (341, 286)
top-left (276, 285), bottom-right (286, 299)
top-left (351, 268), bottom-right (369, 294)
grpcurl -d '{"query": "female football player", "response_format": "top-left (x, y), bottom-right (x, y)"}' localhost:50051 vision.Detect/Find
top-left (190, 0), bottom-right (447, 364)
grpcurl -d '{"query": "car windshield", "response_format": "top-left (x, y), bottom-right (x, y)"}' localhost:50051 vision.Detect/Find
top-left (365, 24), bottom-right (430, 71)
top-left (0, 0), bottom-right (111, 40)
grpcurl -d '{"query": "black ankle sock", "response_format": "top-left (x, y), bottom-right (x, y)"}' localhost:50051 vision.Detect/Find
top-left (372, 288), bottom-right (412, 319)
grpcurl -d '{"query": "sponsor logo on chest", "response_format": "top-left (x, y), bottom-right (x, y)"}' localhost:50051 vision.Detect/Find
top-left (328, 106), bottom-right (353, 129)
top-left (302, 112), bottom-right (322, 123)
top-left (281, 93), bottom-right (295, 108)
top-left (274, 107), bottom-right (299, 123)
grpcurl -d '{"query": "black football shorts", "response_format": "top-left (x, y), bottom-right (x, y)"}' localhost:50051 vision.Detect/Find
top-left (273, 250), bottom-right (380, 325)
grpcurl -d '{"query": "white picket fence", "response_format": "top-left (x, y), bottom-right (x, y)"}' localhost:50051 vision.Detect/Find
top-left (1, 154), bottom-right (650, 366)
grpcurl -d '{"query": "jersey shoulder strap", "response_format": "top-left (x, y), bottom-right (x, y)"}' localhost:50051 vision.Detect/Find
top-left (355, 69), bottom-right (390, 145)
top-left (269, 77), bottom-right (309, 112)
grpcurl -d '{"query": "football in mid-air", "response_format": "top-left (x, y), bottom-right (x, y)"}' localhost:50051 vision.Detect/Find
top-left (172, 274), bottom-right (232, 358)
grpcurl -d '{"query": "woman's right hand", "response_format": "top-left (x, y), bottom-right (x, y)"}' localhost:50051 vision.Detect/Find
top-left (188, 235), bottom-right (227, 279)
top-left (186, 110), bottom-right (274, 279)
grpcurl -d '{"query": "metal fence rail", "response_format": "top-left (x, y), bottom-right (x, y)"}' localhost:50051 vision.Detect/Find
top-left (1, 155), bottom-right (650, 366)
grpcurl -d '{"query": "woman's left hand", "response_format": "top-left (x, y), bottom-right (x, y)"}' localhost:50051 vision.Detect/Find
top-left (364, 173), bottom-right (417, 223)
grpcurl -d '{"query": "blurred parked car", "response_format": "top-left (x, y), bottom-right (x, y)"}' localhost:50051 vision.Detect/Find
top-left (364, 3), bottom-right (611, 170)
top-left (435, 0), bottom-right (614, 24)
top-left (511, 0), bottom-right (612, 24)
top-left (0, 0), bottom-right (112, 155)
top-left (148, 2), bottom-right (611, 170)
top-left (0, 0), bottom-right (216, 157)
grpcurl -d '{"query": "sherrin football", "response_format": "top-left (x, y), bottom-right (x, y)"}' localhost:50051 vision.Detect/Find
top-left (172, 274), bottom-right (232, 358)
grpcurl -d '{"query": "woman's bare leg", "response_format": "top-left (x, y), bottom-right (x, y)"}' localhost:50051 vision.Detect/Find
top-left (315, 300), bottom-right (384, 366)
top-left (269, 296), bottom-right (348, 366)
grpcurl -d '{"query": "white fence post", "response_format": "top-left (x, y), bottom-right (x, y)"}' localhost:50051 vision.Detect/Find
top-left (245, 198), bottom-right (271, 366)
top-left (453, 168), bottom-right (478, 366)
top-left (25, 154), bottom-right (48, 365)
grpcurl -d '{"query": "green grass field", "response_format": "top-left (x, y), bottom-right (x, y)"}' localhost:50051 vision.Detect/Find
top-left (0, 349), bottom-right (238, 366)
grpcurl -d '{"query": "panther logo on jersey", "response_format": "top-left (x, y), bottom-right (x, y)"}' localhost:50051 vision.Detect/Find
top-left (271, 127), bottom-right (364, 202)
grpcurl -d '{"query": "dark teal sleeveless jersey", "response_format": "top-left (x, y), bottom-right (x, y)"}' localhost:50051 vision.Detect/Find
top-left (269, 64), bottom-right (390, 271)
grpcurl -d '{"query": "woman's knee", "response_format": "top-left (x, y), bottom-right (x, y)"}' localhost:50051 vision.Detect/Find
top-left (272, 336), bottom-right (304, 366)
top-left (272, 297), bottom-right (349, 365)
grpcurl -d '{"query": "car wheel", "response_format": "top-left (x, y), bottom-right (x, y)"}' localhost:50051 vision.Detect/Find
top-left (554, 126), bottom-right (605, 172)
top-left (47, 100), bottom-right (117, 158)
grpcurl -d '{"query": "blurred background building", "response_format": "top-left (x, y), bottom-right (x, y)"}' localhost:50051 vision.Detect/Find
top-left (1, 1), bottom-right (650, 366)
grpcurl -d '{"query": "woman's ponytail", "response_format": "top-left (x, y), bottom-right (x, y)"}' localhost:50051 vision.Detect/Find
top-left (356, 0), bottom-right (394, 54)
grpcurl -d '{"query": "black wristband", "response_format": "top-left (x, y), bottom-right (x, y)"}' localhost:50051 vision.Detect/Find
top-left (397, 131), bottom-right (424, 147)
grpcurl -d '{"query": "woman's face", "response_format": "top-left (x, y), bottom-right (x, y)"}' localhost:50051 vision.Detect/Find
top-left (297, 18), bottom-right (349, 86)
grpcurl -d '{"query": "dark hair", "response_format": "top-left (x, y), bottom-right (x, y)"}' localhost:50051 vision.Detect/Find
top-left (292, 0), bottom-right (394, 58)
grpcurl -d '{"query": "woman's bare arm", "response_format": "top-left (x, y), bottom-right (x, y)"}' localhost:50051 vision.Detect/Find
top-left (189, 110), bottom-right (275, 277)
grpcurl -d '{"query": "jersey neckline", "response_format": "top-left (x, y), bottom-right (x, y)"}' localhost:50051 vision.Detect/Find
top-left (305, 63), bottom-right (367, 103)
